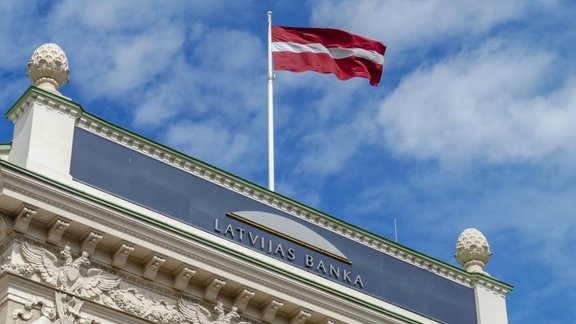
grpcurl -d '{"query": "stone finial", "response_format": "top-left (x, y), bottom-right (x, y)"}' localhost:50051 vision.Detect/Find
top-left (27, 43), bottom-right (70, 93)
top-left (455, 228), bottom-right (492, 274)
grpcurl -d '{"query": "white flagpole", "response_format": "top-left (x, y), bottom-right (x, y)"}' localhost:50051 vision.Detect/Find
top-left (267, 11), bottom-right (275, 191)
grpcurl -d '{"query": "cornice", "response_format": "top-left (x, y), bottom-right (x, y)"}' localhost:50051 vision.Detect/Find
top-left (5, 87), bottom-right (83, 124)
top-left (74, 113), bottom-right (512, 295)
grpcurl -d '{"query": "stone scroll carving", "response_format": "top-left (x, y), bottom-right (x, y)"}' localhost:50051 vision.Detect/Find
top-left (5, 243), bottom-right (252, 324)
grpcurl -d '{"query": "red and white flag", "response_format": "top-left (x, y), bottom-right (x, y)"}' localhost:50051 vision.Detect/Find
top-left (271, 26), bottom-right (386, 86)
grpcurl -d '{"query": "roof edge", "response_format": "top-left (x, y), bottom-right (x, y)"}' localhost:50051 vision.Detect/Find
top-left (5, 86), bottom-right (84, 121)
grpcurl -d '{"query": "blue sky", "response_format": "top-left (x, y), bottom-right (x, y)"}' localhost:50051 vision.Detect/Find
top-left (1, 1), bottom-right (575, 322)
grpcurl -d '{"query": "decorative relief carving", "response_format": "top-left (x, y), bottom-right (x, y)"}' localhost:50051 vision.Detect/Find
top-left (27, 43), bottom-right (70, 92)
top-left (261, 299), bottom-right (283, 323)
top-left (142, 255), bottom-right (165, 280)
top-left (111, 243), bottom-right (134, 269)
top-left (0, 213), bottom-right (12, 240)
top-left (173, 266), bottom-right (196, 291)
top-left (21, 243), bottom-right (120, 299)
top-left (81, 232), bottom-right (103, 255)
top-left (7, 242), bottom-right (253, 324)
top-left (290, 310), bottom-right (311, 324)
top-left (46, 219), bottom-right (69, 245)
top-left (455, 228), bottom-right (492, 274)
top-left (12, 296), bottom-right (56, 322)
top-left (0, 242), bottom-right (35, 277)
top-left (106, 287), bottom-right (183, 323)
top-left (13, 291), bottom-right (102, 324)
top-left (234, 289), bottom-right (255, 313)
top-left (13, 206), bottom-right (36, 233)
top-left (204, 278), bottom-right (226, 302)
top-left (179, 299), bottom-right (251, 324)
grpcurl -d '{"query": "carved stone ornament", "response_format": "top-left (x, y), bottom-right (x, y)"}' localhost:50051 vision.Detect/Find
top-left (5, 242), bottom-right (252, 324)
top-left (179, 299), bottom-right (251, 324)
top-left (455, 228), bottom-right (492, 274)
top-left (27, 43), bottom-right (70, 93)
top-left (234, 289), bottom-right (255, 313)
top-left (111, 243), bottom-right (134, 269)
top-left (13, 206), bottom-right (37, 233)
top-left (46, 219), bottom-right (70, 245)
top-left (20, 243), bottom-right (120, 298)
top-left (13, 291), bottom-right (100, 324)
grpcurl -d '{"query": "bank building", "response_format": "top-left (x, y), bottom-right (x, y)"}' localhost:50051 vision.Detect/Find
top-left (0, 44), bottom-right (511, 324)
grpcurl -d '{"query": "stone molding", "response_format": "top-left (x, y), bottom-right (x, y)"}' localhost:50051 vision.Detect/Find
top-left (7, 90), bottom-right (81, 125)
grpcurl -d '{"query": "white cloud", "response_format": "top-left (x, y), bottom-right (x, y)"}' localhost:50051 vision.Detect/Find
top-left (378, 40), bottom-right (576, 165)
top-left (311, 0), bottom-right (530, 51)
top-left (0, 2), bottom-right (47, 71)
top-left (25, 1), bottom-right (269, 180)
top-left (297, 113), bottom-right (378, 176)
top-left (101, 28), bottom-right (185, 95)
top-left (163, 120), bottom-right (261, 176)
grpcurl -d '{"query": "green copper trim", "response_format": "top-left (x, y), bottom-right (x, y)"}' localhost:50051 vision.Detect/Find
top-left (4, 86), bottom-right (84, 119)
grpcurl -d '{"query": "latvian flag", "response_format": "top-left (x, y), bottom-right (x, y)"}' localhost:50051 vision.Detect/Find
top-left (271, 26), bottom-right (386, 86)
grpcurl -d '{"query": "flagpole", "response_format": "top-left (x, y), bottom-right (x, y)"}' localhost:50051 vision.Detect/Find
top-left (267, 11), bottom-right (275, 191)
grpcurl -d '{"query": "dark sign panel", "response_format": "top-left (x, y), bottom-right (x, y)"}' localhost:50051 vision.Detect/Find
top-left (70, 128), bottom-right (476, 323)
